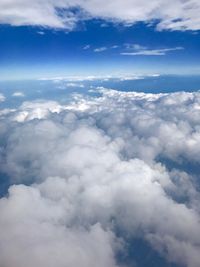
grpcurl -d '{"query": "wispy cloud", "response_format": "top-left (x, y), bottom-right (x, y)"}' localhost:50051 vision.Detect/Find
top-left (111, 45), bottom-right (119, 49)
top-left (94, 47), bottom-right (107, 53)
top-left (84, 45), bottom-right (119, 53)
top-left (121, 44), bottom-right (184, 56)
top-left (37, 31), bottom-right (45, 35)
top-left (83, 45), bottom-right (91, 50)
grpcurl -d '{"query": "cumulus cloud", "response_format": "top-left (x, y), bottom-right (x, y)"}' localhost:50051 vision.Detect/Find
top-left (11, 100), bottom-right (67, 122)
top-left (1, 88), bottom-right (200, 267)
top-left (0, 185), bottom-right (118, 267)
top-left (0, 0), bottom-right (200, 31)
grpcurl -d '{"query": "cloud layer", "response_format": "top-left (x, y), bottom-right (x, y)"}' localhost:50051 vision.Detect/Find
top-left (1, 0), bottom-right (200, 31)
top-left (0, 88), bottom-right (200, 267)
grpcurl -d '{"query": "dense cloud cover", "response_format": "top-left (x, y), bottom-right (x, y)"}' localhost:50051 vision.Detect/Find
top-left (0, 88), bottom-right (200, 267)
top-left (0, 0), bottom-right (200, 31)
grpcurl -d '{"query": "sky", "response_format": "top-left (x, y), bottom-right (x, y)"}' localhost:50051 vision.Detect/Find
top-left (0, 0), bottom-right (200, 80)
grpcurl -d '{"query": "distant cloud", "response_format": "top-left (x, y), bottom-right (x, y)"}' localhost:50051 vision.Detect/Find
top-left (84, 45), bottom-right (119, 52)
top-left (82, 43), bottom-right (184, 56)
top-left (121, 45), bottom-right (184, 56)
top-left (38, 74), bottom-right (161, 83)
top-left (38, 75), bottom-right (112, 82)
top-left (12, 92), bottom-right (25, 97)
top-left (66, 82), bottom-right (85, 88)
top-left (37, 31), bottom-right (45, 35)
top-left (0, 0), bottom-right (200, 31)
top-left (94, 47), bottom-right (107, 52)
top-left (0, 93), bottom-right (5, 102)
top-left (111, 45), bottom-right (119, 49)
top-left (83, 45), bottom-right (91, 50)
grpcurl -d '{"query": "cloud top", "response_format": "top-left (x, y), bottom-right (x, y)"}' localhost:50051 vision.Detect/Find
top-left (0, 0), bottom-right (200, 31)
top-left (1, 88), bottom-right (200, 267)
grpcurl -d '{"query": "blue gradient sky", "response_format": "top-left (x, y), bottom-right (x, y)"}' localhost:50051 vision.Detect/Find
top-left (0, 19), bottom-right (200, 80)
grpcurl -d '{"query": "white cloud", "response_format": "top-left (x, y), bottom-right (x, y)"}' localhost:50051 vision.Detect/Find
top-left (38, 75), bottom-right (114, 82)
top-left (12, 100), bottom-right (66, 122)
top-left (38, 74), bottom-right (160, 82)
top-left (111, 45), bottom-right (119, 49)
top-left (37, 31), bottom-right (45, 35)
top-left (0, 184), bottom-right (118, 267)
top-left (83, 45), bottom-right (119, 52)
top-left (0, 108), bottom-right (16, 117)
top-left (0, 89), bottom-right (200, 267)
top-left (87, 43), bottom-right (183, 56)
top-left (121, 45), bottom-right (184, 56)
top-left (0, 93), bottom-right (5, 102)
top-left (12, 91), bottom-right (25, 97)
top-left (66, 82), bottom-right (85, 88)
top-left (83, 44), bottom-right (91, 50)
top-left (0, 0), bottom-right (200, 31)
top-left (94, 47), bottom-right (107, 52)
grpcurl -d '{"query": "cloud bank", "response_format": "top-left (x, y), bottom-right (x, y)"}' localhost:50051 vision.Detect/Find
top-left (1, 0), bottom-right (200, 31)
top-left (0, 88), bottom-right (200, 267)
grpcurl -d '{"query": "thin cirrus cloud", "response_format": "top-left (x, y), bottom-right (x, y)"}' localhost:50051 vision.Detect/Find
top-left (0, 0), bottom-right (200, 31)
top-left (121, 45), bottom-right (184, 56)
top-left (84, 43), bottom-right (184, 56)
top-left (83, 45), bottom-right (119, 52)
top-left (83, 45), bottom-right (91, 50)
top-left (94, 47), bottom-right (108, 52)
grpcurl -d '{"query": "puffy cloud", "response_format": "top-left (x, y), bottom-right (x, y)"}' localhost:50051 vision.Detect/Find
top-left (0, 184), bottom-right (118, 267)
top-left (0, 0), bottom-right (200, 31)
top-left (12, 100), bottom-right (67, 122)
top-left (1, 88), bottom-right (200, 266)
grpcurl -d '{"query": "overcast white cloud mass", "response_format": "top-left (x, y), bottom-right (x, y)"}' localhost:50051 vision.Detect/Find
top-left (1, 88), bottom-right (200, 267)
top-left (0, 0), bottom-right (200, 31)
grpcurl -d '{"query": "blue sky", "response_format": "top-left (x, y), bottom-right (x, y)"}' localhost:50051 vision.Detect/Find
top-left (0, 1), bottom-right (200, 80)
